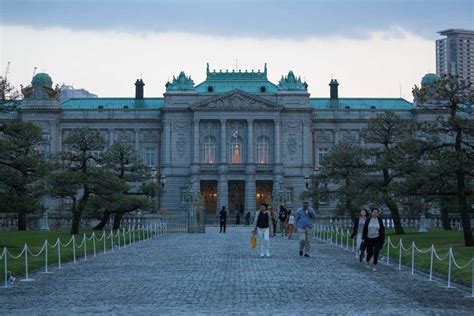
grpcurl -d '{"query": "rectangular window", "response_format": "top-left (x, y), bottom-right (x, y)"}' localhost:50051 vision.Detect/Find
top-left (180, 187), bottom-right (187, 203)
top-left (257, 144), bottom-right (270, 164)
top-left (145, 147), bottom-right (156, 167)
top-left (286, 187), bottom-right (294, 204)
top-left (203, 143), bottom-right (216, 164)
top-left (317, 147), bottom-right (329, 166)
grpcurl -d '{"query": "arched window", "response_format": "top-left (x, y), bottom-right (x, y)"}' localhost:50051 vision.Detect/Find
top-left (256, 136), bottom-right (270, 164)
top-left (229, 136), bottom-right (243, 164)
top-left (203, 136), bottom-right (216, 164)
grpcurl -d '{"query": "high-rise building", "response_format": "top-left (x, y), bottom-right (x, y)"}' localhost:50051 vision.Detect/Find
top-left (436, 29), bottom-right (474, 84)
top-left (59, 84), bottom-right (97, 103)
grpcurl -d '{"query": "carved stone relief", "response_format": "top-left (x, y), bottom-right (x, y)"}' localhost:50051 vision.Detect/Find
top-left (116, 129), bottom-right (133, 143)
top-left (173, 120), bottom-right (191, 131)
top-left (284, 121), bottom-right (302, 132)
top-left (175, 133), bottom-right (187, 159)
top-left (141, 130), bottom-right (158, 143)
top-left (340, 129), bottom-right (359, 143)
top-left (316, 129), bottom-right (334, 143)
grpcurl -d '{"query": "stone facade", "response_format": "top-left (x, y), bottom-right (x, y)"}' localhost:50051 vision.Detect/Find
top-left (2, 66), bottom-right (427, 218)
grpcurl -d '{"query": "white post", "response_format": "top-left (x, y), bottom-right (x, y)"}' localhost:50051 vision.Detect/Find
top-left (123, 228), bottom-right (126, 246)
top-left (22, 244), bottom-right (33, 281)
top-left (398, 239), bottom-right (402, 271)
top-left (352, 236), bottom-right (355, 253)
top-left (4, 247), bottom-right (8, 288)
top-left (386, 237), bottom-right (390, 265)
top-left (83, 234), bottom-right (87, 260)
top-left (103, 231), bottom-right (106, 254)
top-left (72, 236), bottom-right (76, 263)
top-left (129, 227), bottom-right (132, 244)
top-left (93, 233), bottom-right (96, 257)
top-left (132, 226), bottom-right (136, 244)
top-left (429, 245), bottom-right (434, 281)
top-left (44, 240), bottom-right (49, 273)
top-left (117, 230), bottom-right (121, 249)
top-left (57, 238), bottom-right (62, 269)
top-left (411, 241), bottom-right (415, 275)
top-left (346, 229), bottom-right (349, 250)
top-left (110, 231), bottom-right (114, 252)
top-left (446, 247), bottom-right (453, 288)
top-left (335, 229), bottom-right (338, 246)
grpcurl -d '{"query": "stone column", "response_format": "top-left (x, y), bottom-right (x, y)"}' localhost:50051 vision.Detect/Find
top-left (220, 119), bottom-right (227, 164)
top-left (302, 121), bottom-right (311, 165)
top-left (247, 119), bottom-right (254, 163)
top-left (163, 122), bottom-right (171, 165)
top-left (245, 176), bottom-right (256, 216)
top-left (274, 119), bottom-right (281, 164)
top-left (134, 128), bottom-right (140, 152)
top-left (108, 129), bottom-right (114, 146)
top-left (193, 119), bottom-right (200, 164)
top-left (217, 176), bottom-right (228, 214)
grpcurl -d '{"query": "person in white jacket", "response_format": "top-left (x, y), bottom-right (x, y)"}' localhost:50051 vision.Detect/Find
top-left (251, 204), bottom-right (274, 257)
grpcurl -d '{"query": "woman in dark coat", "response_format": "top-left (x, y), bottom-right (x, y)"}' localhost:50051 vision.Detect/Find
top-left (362, 208), bottom-right (385, 271)
top-left (351, 209), bottom-right (369, 261)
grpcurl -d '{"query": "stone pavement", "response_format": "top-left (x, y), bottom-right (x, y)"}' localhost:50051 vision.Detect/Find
top-left (1, 227), bottom-right (473, 315)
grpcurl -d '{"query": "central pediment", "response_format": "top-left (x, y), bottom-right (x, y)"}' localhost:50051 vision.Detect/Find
top-left (192, 89), bottom-right (282, 111)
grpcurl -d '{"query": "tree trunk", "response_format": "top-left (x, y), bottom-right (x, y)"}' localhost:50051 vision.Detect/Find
top-left (113, 212), bottom-right (125, 230)
top-left (382, 168), bottom-right (404, 235)
top-left (93, 211), bottom-right (111, 230)
top-left (385, 195), bottom-right (405, 234)
top-left (70, 211), bottom-right (81, 235)
top-left (18, 212), bottom-right (27, 231)
top-left (440, 204), bottom-right (451, 230)
top-left (456, 168), bottom-right (473, 246)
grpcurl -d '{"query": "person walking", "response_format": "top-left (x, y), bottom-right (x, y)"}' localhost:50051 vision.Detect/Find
top-left (351, 209), bottom-right (369, 261)
top-left (362, 208), bottom-right (385, 271)
top-left (219, 206), bottom-right (227, 233)
top-left (251, 204), bottom-right (274, 257)
top-left (295, 201), bottom-right (316, 257)
top-left (245, 211), bottom-right (251, 225)
top-left (287, 209), bottom-right (295, 239)
top-left (236, 212), bottom-right (240, 225)
top-left (269, 206), bottom-right (278, 237)
top-left (278, 206), bottom-right (288, 237)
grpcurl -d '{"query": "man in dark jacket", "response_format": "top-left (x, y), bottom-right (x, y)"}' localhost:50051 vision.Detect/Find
top-left (219, 206), bottom-right (227, 233)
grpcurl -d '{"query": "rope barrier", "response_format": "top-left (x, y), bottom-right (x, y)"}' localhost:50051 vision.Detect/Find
top-left (314, 225), bottom-right (474, 299)
top-left (1, 221), bottom-right (170, 289)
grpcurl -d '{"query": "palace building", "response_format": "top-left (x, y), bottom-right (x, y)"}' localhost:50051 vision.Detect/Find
top-left (7, 64), bottom-right (420, 219)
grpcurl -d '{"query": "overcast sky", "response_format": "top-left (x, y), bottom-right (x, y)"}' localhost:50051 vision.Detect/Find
top-left (1, 0), bottom-right (473, 100)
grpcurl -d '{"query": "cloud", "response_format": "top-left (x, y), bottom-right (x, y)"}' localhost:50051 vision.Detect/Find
top-left (1, 24), bottom-right (433, 100)
top-left (1, 0), bottom-right (472, 40)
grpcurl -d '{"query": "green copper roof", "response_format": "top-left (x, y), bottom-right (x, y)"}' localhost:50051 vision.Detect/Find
top-left (32, 73), bottom-right (53, 87)
top-left (421, 73), bottom-right (440, 87)
top-left (61, 98), bottom-right (164, 109)
top-left (195, 63), bottom-right (278, 93)
top-left (310, 98), bottom-right (413, 110)
top-left (278, 71), bottom-right (308, 90)
top-left (166, 71), bottom-right (195, 91)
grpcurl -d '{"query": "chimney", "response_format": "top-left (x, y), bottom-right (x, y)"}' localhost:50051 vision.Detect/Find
top-left (135, 79), bottom-right (144, 99)
top-left (329, 79), bottom-right (339, 100)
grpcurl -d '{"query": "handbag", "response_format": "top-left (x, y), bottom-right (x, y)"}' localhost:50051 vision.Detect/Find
top-left (250, 234), bottom-right (257, 249)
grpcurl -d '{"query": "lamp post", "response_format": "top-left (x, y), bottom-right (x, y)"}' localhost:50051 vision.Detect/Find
top-left (151, 169), bottom-right (166, 213)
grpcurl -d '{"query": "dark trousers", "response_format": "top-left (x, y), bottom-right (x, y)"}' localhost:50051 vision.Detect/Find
top-left (365, 237), bottom-right (382, 265)
top-left (220, 220), bottom-right (226, 233)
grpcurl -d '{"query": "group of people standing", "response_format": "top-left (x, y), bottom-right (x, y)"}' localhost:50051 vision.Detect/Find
top-left (251, 200), bottom-right (316, 258)
top-left (351, 208), bottom-right (385, 271)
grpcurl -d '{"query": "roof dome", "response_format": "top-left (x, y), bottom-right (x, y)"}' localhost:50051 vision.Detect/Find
top-left (421, 73), bottom-right (440, 87)
top-left (31, 73), bottom-right (53, 88)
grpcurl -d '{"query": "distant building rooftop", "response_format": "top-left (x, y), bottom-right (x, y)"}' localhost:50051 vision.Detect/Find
top-left (309, 98), bottom-right (413, 110)
top-left (438, 29), bottom-right (474, 36)
top-left (61, 97), bottom-right (164, 109)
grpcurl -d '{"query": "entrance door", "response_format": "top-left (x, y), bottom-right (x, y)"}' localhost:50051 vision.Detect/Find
top-left (201, 180), bottom-right (217, 220)
top-left (256, 180), bottom-right (273, 209)
top-left (228, 180), bottom-right (245, 215)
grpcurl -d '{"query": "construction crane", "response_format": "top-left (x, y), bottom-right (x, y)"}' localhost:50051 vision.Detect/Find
top-left (4, 62), bottom-right (10, 80)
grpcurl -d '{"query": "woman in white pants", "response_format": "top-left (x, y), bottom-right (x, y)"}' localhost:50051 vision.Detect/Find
top-left (351, 209), bottom-right (369, 261)
top-left (252, 204), bottom-right (274, 257)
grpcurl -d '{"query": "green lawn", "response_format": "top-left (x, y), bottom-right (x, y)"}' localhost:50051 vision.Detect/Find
top-left (318, 228), bottom-right (474, 285)
top-left (0, 228), bottom-right (152, 282)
